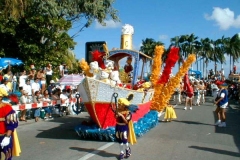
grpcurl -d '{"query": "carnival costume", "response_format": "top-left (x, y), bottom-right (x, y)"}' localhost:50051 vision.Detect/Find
top-left (115, 94), bottom-right (137, 160)
top-left (0, 88), bottom-right (20, 160)
top-left (163, 105), bottom-right (177, 122)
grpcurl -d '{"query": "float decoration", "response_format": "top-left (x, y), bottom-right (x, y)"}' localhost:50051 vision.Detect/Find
top-left (158, 54), bottom-right (196, 111)
top-left (79, 58), bottom-right (93, 77)
top-left (150, 46), bottom-right (164, 111)
top-left (150, 45), bottom-right (196, 112)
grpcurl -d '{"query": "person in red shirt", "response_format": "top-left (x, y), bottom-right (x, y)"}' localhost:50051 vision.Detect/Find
top-left (233, 65), bottom-right (237, 74)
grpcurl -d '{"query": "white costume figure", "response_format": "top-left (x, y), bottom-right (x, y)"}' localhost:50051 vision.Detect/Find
top-left (99, 70), bottom-right (110, 84)
top-left (89, 61), bottom-right (101, 79)
top-left (110, 70), bottom-right (122, 86)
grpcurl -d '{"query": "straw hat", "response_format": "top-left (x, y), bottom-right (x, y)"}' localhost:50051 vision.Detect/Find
top-left (0, 88), bottom-right (8, 97)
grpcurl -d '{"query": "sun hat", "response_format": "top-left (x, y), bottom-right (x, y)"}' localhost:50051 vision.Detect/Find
top-left (22, 90), bottom-right (28, 95)
top-left (50, 80), bottom-right (55, 83)
top-left (220, 83), bottom-right (228, 88)
top-left (0, 87), bottom-right (8, 97)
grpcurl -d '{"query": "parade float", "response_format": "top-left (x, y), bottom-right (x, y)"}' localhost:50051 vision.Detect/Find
top-left (75, 24), bottom-right (196, 141)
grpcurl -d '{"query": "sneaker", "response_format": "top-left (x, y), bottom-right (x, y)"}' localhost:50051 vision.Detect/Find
top-left (184, 107), bottom-right (187, 110)
top-left (215, 120), bottom-right (221, 126)
top-left (44, 118), bottom-right (49, 121)
top-left (49, 116), bottom-right (54, 120)
top-left (125, 147), bottom-right (131, 158)
top-left (218, 122), bottom-right (226, 127)
top-left (190, 107), bottom-right (192, 110)
top-left (119, 152), bottom-right (125, 160)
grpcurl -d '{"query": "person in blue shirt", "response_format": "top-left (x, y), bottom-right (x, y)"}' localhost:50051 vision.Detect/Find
top-left (214, 82), bottom-right (228, 127)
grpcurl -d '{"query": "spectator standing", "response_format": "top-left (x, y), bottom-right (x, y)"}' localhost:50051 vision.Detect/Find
top-left (33, 91), bottom-right (43, 122)
top-left (51, 88), bottom-right (61, 115)
top-left (28, 68), bottom-right (36, 85)
top-left (62, 64), bottom-right (68, 77)
top-left (31, 78), bottom-right (41, 96)
top-left (47, 80), bottom-right (56, 98)
top-left (18, 70), bottom-right (28, 91)
top-left (19, 90), bottom-right (31, 122)
top-left (193, 81), bottom-right (200, 106)
top-left (42, 90), bottom-right (54, 120)
top-left (60, 89), bottom-right (69, 116)
top-left (23, 79), bottom-right (32, 101)
top-left (198, 80), bottom-right (206, 104)
top-left (211, 82), bottom-right (219, 100)
top-left (233, 65), bottom-right (237, 74)
top-left (12, 72), bottom-right (17, 93)
top-left (37, 68), bottom-right (46, 94)
top-left (45, 63), bottom-right (53, 85)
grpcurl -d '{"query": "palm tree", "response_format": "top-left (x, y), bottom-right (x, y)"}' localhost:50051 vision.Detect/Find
top-left (199, 38), bottom-right (212, 79)
top-left (140, 38), bottom-right (164, 58)
top-left (214, 37), bottom-right (227, 74)
top-left (170, 36), bottom-right (182, 68)
top-left (208, 39), bottom-right (220, 74)
top-left (230, 33), bottom-right (240, 72)
top-left (140, 38), bottom-right (164, 78)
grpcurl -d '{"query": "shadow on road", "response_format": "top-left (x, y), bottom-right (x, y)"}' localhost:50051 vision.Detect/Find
top-left (70, 147), bottom-right (118, 159)
top-left (189, 146), bottom-right (240, 157)
top-left (213, 104), bottom-right (240, 154)
top-left (35, 113), bottom-right (91, 140)
top-left (173, 120), bottom-right (214, 126)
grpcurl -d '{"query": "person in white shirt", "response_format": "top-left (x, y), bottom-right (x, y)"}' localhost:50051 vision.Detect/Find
top-left (31, 78), bottom-right (41, 96)
top-left (42, 89), bottom-right (54, 120)
top-left (60, 89), bottom-right (69, 116)
top-left (211, 82), bottom-right (219, 101)
top-left (19, 70), bottom-right (28, 90)
top-left (19, 90), bottom-right (31, 122)
top-left (45, 63), bottom-right (53, 85)
top-left (23, 79), bottom-right (32, 101)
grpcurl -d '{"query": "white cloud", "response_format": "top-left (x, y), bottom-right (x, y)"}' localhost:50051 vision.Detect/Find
top-left (205, 7), bottom-right (240, 30)
top-left (95, 19), bottom-right (122, 29)
top-left (159, 34), bottom-right (168, 40)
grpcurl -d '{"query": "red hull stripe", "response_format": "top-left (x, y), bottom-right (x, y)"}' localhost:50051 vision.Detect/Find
top-left (86, 101), bottom-right (151, 129)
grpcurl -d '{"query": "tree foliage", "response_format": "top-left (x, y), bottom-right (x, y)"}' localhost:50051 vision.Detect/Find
top-left (0, 0), bottom-right (119, 74)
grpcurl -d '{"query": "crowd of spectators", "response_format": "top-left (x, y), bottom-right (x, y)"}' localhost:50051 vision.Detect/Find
top-left (0, 63), bottom-right (78, 122)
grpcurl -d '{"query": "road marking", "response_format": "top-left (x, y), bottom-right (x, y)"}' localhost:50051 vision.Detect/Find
top-left (78, 142), bottom-right (114, 160)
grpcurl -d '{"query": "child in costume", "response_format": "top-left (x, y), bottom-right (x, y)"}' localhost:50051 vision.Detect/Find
top-left (115, 94), bottom-right (137, 160)
top-left (162, 102), bottom-right (177, 122)
top-left (0, 87), bottom-right (20, 160)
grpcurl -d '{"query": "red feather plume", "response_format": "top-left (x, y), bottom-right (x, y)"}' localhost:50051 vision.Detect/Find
top-left (91, 50), bottom-right (106, 69)
top-left (157, 47), bottom-right (179, 84)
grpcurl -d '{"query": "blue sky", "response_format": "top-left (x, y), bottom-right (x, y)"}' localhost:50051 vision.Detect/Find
top-left (68, 0), bottom-right (240, 77)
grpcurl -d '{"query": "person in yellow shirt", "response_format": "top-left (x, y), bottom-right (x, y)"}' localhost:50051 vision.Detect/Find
top-left (3, 70), bottom-right (13, 92)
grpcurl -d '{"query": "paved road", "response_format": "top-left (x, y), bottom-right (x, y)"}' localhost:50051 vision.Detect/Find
top-left (14, 96), bottom-right (240, 160)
